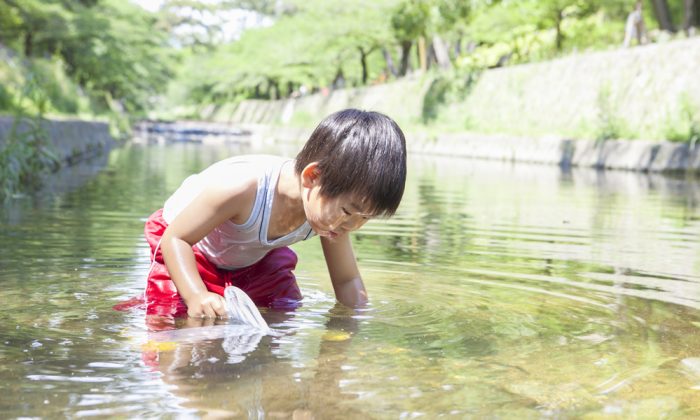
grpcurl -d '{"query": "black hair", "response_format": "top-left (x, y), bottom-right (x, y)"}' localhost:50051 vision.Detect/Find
top-left (295, 108), bottom-right (407, 216)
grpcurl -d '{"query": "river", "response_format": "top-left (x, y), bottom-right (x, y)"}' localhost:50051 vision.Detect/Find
top-left (1, 141), bottom-right (699, 417)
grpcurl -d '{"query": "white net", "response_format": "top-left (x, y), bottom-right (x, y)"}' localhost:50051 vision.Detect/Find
top-left (224, 285), bottom-right (270, 331)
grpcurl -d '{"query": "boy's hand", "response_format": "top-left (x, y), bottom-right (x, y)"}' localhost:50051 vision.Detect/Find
top-left (185, 291), bottom-right (228, 319)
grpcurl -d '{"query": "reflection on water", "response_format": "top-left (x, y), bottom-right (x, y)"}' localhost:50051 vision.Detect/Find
top-left (1, 143), bottom-right (700, 417)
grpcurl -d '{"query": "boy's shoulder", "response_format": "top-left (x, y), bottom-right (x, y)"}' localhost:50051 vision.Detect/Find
top-left (200, 154), bottom-right (292, 190)
top-left (207, 154), bottom-right (290, 172)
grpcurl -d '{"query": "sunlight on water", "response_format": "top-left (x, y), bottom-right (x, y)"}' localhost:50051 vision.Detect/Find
top-left (1, 143), bottom-right (700, 418)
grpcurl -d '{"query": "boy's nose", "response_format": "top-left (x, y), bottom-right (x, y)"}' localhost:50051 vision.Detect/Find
top-left (328, 215), bottom-right (344, 231)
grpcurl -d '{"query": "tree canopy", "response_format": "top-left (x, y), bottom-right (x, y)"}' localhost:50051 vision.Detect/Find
top-left (0, 0), bottom-right (174, 116)
top-left (1, 0), bottom-right (697, 120)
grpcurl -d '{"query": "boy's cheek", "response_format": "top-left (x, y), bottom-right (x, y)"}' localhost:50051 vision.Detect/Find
top-left (348, 220), bottom-right (368, 231)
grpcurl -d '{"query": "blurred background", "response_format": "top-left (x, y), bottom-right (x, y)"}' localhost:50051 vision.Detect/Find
top-left (1, 0), bottom-right (698, 139)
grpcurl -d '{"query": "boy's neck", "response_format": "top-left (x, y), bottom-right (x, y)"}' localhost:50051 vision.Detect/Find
top-left (277, 159), bottom-right (302, 204)
top-left (270, 160), bottom-right (306, 232)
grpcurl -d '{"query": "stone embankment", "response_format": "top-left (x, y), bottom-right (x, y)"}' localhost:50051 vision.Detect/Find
top-left (232, 125), bottom-right (700, 172)
top-left (215, 37), bottom-right (700, 173)
top-left (0, 116), bottom-right (115, 165)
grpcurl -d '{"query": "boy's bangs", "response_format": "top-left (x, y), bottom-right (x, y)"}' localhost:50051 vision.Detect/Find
top-left (297, 109), bottom-right (407, 216)
top-left (319, 139), bottom-right (405, 217)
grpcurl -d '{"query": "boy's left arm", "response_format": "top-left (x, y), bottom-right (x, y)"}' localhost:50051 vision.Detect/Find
top-left (321, 234), bottom-right (368, 307)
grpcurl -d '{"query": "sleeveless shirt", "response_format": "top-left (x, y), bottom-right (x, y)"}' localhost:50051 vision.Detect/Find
top-left (162, 155), bottom-right (315, 270)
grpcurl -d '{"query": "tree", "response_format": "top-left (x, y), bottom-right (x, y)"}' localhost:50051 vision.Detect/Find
top-left (391, 0), bottom-right (430, 75)
top-left (0, 0), bottom-right (175, 114)
top-left (650, 0), bottom-right (675, 32)
top-left (304, 0), bottom-right (396, 84)
top-left (683, 0), bottom-right (700, 34)
top-left (527, 0), bottom-right (599, 51)
top-left (0, 0), bottom-right (72, 57)
top-left (433, 0), bottom-right (471, 66)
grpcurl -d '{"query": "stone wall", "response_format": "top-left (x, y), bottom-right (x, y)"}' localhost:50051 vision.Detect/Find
top-left (232, 125), bottom-right (700, 172)
top-left (0, 116), bottom-right (115, 165)
top-left (456, 37), bottom-right (700, 140)
top-left (215, 75), bottom-right (432, 127)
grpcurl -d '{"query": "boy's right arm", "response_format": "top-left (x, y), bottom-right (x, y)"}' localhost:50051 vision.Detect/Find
top-left (160, 177), bottom-right (256, 318)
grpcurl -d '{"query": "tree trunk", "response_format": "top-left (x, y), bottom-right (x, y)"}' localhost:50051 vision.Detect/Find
top-left (432, 35), bottom-right (452, 70)
top-left (650, 0), bottom-right (675, 32)
top-left (271, 80), bottom-right (280, 99)
top-left (398, 40), bottom-right (412, 76)
top-left (358, 47), bottom-right (369, 85)
top-left (426, 43), bottom-right (435, 70)
top-left (23, 31), bottom-right (33, 56)
top-left (417, 36), bottom-right (427, 72)
top-left (382, 47), bottom-right (398, 77)
top-left (332, 68), bottom-right (345, 89)
top-left (554, 9), bottom-right (564, 51)
top-left (684, 0), bottom-right (697, 33)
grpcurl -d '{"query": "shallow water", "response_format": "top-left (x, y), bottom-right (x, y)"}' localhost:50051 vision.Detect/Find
top-left (2, 142), bottom-right (700, 418)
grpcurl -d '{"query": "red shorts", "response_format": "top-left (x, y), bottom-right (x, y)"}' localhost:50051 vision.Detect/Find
top-left (140, 209), bottom-right (302, 317)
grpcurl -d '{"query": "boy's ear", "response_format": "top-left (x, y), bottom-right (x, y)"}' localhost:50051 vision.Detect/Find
top-left (300, 162), bottom-right (321, 188)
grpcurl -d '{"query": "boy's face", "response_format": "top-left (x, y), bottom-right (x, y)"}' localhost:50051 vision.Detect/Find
top-left (300, 163), bottom-right (372, 239)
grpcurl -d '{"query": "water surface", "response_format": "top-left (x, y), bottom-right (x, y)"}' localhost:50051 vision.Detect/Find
top-left (2, 142), bottom-right (700, 418)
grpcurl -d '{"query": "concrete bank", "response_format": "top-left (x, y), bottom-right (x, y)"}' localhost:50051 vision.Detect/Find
top-left (220, 37), bottom-right (700, 173)
top-left (215, 76), bottom-right (431, 128)
top-left (0, 116), bottom-right (115, 166)
top-left (455, 37), bottom-right (700, 141)
top-left (242, 124), bottom-right (700, 172)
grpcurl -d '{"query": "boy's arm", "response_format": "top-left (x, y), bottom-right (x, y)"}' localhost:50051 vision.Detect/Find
top-left (161, 178), bottom-right (256, 318)
top-left (321, 234), bottom-right (368, 307)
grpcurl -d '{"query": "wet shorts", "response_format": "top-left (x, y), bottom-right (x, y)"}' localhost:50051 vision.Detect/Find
top-left (141, 209), bottom-right (302, 317)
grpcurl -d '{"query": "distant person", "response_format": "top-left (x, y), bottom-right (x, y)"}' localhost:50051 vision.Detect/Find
top-left (623, 1), bottom-right (648, 47)
top-left (137, 109), bottom-right (407, 320)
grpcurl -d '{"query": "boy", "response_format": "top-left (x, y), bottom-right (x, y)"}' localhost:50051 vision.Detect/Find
top-left (144, 109), bottom-right (407, 318)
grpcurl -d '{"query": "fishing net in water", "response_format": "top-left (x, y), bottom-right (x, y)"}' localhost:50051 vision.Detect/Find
top-left (224, 285), bottom-right (269, 331)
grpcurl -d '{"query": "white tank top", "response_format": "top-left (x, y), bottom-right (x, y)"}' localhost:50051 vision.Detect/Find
top-left (162, 155), bottom-right (315, 270)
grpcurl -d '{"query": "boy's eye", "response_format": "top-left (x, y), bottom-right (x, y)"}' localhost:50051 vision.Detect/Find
top-left (342, 208), bottom-right (351, 216)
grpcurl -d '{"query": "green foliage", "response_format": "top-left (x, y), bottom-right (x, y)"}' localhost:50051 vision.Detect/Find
top-left (0, 80), bottom-right (60, 200)
top-left (167, 0), bottom-right (399, 113)
top-left (563, 10), bottom-right (626, 51)
top-left (464, 0), bottom-right (632, 66)
top-left (0, 46), bottom-right (91, 117)
top-left (422, 76), bottom-right (450, 123)
top-left (663, 95), bottom-right (700, 144)
top-left (595, 84), bottom-right (627, 141)
top-left (421, 70), bottom-right (477, 124)
top-left (391, 0), bottom-right (431, 42)
top-left (24, 59), bottom-right (82, 114)
top-left (0, 0), bottom-right (176, 117)
top-left (0, 85), bottom-right (14, 112)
